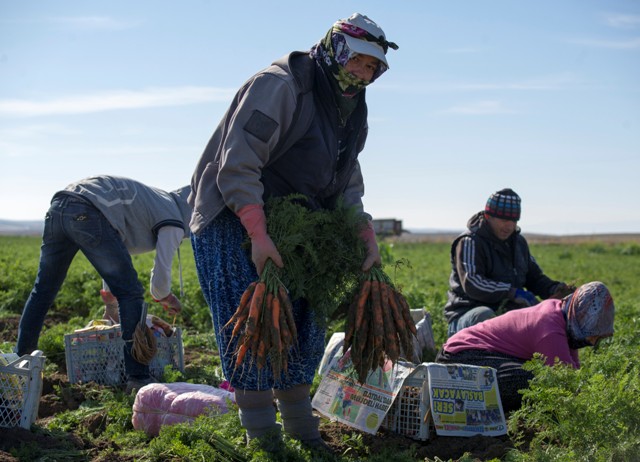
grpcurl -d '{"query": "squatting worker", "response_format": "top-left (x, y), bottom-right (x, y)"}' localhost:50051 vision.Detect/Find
top-left (16, 175), bottom-right (191, 393)
top-left (437, 281), bottom-right (614, 412)
top-left (444, 188), bottom-right (575, 337)
top-left (188, 13), bottom-right (397, 452)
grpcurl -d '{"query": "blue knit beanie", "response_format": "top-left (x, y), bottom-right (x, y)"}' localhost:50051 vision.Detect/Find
top-left (485, 188), bottom-right (521, 221)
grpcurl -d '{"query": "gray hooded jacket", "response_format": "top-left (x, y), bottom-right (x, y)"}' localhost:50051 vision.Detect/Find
top-left (188, 51), bottom-right (369, 235)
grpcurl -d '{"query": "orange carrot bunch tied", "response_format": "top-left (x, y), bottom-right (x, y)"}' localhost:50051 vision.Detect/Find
top-left (343, 266), bottom-right (418, 383)
top-left (223, 259), bottom-right (298, 380)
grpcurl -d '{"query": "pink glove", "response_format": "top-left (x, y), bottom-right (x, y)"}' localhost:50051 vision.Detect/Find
top-left (154, 293), bottom-right (182, 316)
top-left (360, 220), bottom-right (381, 271)
top-left (237, 204), bottom-right (283, 275)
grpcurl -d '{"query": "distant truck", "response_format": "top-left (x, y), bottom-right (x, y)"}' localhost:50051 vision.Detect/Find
top-left (372, 218), bottom-right (403, 236)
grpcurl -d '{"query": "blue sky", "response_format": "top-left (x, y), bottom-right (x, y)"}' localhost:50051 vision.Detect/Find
top-left (1, 1), bottom-right (639, 235)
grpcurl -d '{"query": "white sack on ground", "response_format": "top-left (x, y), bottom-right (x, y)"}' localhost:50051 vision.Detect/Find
top-left (132, 382), bottom-right (235, 436)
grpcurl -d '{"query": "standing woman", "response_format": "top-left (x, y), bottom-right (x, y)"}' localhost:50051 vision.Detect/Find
top-left (436, 281), bottom-right (615, 412)
top-left (188, 13), bottom-right (397, 450)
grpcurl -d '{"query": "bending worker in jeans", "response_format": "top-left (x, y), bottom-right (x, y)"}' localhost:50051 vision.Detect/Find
top-left (444, 188), bottom-right (575, 337)
top-left (16, 175), bottom-right (191, 392)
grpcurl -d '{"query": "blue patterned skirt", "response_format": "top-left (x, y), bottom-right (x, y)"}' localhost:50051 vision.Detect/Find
top-left (191, 208), bottom-right (326, 390)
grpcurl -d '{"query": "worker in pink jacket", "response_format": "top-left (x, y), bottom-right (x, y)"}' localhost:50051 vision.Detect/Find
top-left (437, 281), bottom-right (614, 412)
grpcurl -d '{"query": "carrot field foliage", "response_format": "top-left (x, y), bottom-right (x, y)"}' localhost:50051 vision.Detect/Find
top-left (1, 235), bottom-right (639, 461)
top-left (386, 239), bottom-right (640, 461)
top-left (0, 235), bottom-right (209, 331)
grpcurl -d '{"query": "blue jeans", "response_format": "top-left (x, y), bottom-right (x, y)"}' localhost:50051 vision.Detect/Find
top-left (447, 306), bottom-right (496, 337)
top-left (16, 194), bottom-right (148, 379)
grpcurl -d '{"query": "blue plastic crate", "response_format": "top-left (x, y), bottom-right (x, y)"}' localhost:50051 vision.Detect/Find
top-left (0, 351), bottom-right (45, 429)
top-left (64, 325), bottom-right (184, 385)
top-left (381, 366), bottom-right (431, 440)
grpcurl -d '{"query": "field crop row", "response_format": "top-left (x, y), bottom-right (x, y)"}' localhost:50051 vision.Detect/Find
top-left (1, 236), bottom-right (639, 461)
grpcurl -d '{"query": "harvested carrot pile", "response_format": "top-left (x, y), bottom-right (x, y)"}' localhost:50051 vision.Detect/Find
top-left (224, 259), bottom-right (297, 380)
top-left (344, 266), bottom-right (418, 383)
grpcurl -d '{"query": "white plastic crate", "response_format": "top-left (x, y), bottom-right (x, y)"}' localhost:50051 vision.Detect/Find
top-left (0, 350), bottom-right (46, 429)
top-left (64, 325), bottom-right (184, 385)
top-left (381, 366), bottom-right (431, 440)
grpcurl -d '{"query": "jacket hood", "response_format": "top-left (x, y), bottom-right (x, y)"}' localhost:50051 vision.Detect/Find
top-left (467, 211), bottom-right (484, 234)
top-left (273, 52), bottom-right (315, 95)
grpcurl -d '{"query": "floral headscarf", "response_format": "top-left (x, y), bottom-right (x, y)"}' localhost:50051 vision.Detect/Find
top-left (562, 281), bottom-right (615, 349)
top-left (310, 28), bottom-right (387, 98)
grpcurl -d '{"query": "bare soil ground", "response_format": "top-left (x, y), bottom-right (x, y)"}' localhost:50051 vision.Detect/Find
top-left (1, 315), bottom-right (516, 461)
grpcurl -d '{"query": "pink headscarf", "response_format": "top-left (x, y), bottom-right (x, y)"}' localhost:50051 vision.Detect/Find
top-left (563, 281), bottom-right (615, 343)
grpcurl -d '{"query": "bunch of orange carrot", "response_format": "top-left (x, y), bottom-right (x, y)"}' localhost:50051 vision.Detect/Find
top-left (223, 260), bottom-right (297, 380)
top-left (343, 266), bottom-right (418, 383)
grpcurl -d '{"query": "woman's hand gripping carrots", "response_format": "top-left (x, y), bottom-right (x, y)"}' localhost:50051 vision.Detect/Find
top-left (223, 259), bottom-right (298, 381)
